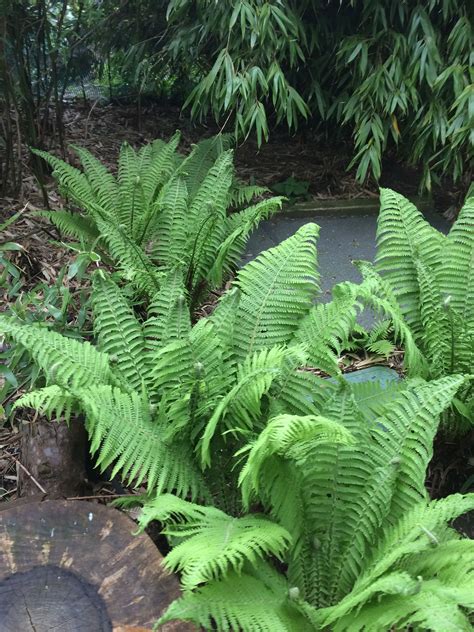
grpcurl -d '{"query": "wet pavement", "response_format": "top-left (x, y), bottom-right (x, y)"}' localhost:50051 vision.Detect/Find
top-left (243, 206), bottom-right (449, 306)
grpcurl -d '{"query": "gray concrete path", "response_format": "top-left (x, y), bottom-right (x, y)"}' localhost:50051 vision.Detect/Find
top-left (243, 207), bottom-right (449, 304)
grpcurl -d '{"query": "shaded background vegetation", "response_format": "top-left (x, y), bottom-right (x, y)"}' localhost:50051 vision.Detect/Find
top-left (1, 0), bottom-right (472, 197)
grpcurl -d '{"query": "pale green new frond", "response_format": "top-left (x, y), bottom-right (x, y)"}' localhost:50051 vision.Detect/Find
top-left (14, 385), bottom-right (77, 423)
top-left (375, 188), bottom-right (445, 334)
top-left (139, 495), bottom-right (291, 590)
top-left (359, 494), bottom-right (474, 592)
top-left (0, 316), bottom-right (112, 389)
top-left (143, 267), bottom-right (190, 352)
top-left (233, 223), bottom-right (320, 359)
top-left (440, 195), bottom-right (474, 333)
top-left (70, 144), bottom-right (118, 214)
top-left (36, 210), bottom-right (100, 244)
top-left (92, 273), bottom-right (146, 391)
top-left (31, 148), bottom-right (95, 209)
top-left (200, 345), bottom-right (288, 468)
top-left (294, 282), bottom-right (360, 375)
top-left (81, 385), bottom-right (208, 499)
top-left (158, 568), bottom-right (309, 632)
top-left (239, 413), bottom-right (352, 509)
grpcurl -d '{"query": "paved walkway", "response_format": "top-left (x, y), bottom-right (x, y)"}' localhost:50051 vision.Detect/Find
top-left (243, 207), bottom-right (449, 303)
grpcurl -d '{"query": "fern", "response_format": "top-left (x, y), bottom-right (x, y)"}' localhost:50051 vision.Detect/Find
top-left (375, 188), bottom-right (446, 335)
top-left (91, 271), bottom-right (146, 391)
top-left (0, 316), bottom-right (112, 389)
top-left (7, 209), bottom-right (474, 632)
top-left (373, 188), bottom-right (474, 427)
top-left (153, 375), bottom-right (473, 631)
top-left (14, 385), bottom-right (77, 423)
top-left (158, 566), bottom-right (310, 632)
top-left (138, 495), bottom-right (291, 590)
top-left (81, 385), bottom-right (208, 499)
top-left (232, 223), bottom-right (320, 359)
top-left (34, 133), bottom-right (280, 309)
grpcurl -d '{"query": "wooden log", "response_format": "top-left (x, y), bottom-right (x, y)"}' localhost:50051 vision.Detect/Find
top-left (0, 499), bottom-right (193, 631)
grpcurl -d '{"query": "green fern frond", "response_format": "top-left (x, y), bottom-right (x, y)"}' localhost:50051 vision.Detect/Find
top-left (329, 375), bottom-right (464, 601)
top-left (70, 145), bottom-right (118, 214)
top-left (356, 494), bottom-right (474, 594)
top-left (208, 286), bottom-right (241, 347)
top-left (229, 182), bottom-right (269, 207)
top-left (233, 223), bottom-right (320, 360)
top-left (208, 197), bottom-right (284, 287)
top-left (81, 385), bottom-right (208, 499)
top-left (294, 282), bottom-right (360, 375)
top-left (319, 494), bottom-right (474, 632)
top-left (143, 267), bottom-right (190, 352)
top-left (92, 272), bottom-right (146, 391)
top-left (91, 206), bottom-right (161, 296)
top-left (140, 131), bottom-right (180, 203)
top-left (239, 413), bottom-right (353, 509)
top-left (31, 147), bottom-right (95, 209)
top-left (375, 188), bottom-right (446, 335)
top-left (414, 255), bottom-right (450, 376)
top-left (349, 377), bottom-right (408, 423)
top-left (148, 176), bottom-right (188, 265)
top-left (440, 195), bottom-right (474, 332)
top-left (200, 345), bottom-right (289, 468)
top-left (180, 134), bottom-right (234, 201)
top-left (269, 370), bottom-right (337, 417)
top-left (14, 385), bottom-right (77, 423)
top-left (186, 152), bottom-right (234, 290)
top-left (0, 316), bottom-right (112, 389)
top-left (158, 567), bottom-right (310, 632)
top-left (138, 494), bottom-right (291, 590)
top-left (36, 210), bottom-right (100, 244)
top-left (355, 260), bottom-right (427, 376)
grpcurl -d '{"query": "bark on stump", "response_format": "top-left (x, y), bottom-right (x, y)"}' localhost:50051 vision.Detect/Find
top-left (20, 417), bottom-right (88, 498)
top-left (0, 499), bottom-right (193, 631)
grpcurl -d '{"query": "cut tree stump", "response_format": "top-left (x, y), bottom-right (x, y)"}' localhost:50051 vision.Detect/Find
top-left (20, 417), bottom-right (88, 498)
top-left (0, 500), bottom-right (193, 631)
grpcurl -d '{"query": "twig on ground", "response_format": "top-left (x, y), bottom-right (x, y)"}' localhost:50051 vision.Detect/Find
top-left (9, 455), bottom-right (47, 494)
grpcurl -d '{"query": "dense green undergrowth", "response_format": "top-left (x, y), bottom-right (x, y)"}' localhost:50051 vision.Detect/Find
top-left (1, 140), bottom-right (473, 631)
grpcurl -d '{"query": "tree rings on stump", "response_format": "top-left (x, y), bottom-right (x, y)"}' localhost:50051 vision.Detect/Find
top-left (0, 500), bottom-right (192, 631)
